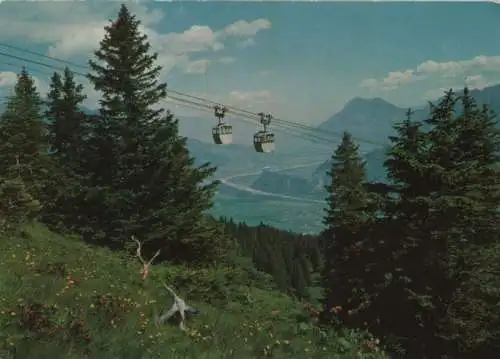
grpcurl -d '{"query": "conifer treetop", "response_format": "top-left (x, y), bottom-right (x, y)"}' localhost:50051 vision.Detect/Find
top-left (87, 4), bottom-right (166, 124)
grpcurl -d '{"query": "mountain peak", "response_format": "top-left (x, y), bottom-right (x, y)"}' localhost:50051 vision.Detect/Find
top-left (317, 96), bottom-right (406, 144)
top-left (343, 96), bottom-right (399, 112)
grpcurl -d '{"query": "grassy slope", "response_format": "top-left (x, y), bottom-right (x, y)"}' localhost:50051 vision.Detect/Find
top-left (0, 224), bottom-right (386, 359)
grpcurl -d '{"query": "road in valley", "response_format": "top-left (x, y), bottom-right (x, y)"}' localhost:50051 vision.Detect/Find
top-left (219, 161), bottom-right (325, 181)
top-left (216, 161), bottom-right (325, 204)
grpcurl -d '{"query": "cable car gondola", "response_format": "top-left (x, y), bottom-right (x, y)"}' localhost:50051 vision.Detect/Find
top-left (253, 112), bottom-right (275, 153)
top-left (212, 105), bottom-right (233, 145)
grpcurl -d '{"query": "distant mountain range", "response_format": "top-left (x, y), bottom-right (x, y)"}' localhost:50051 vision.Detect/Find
top-left (250, 83), bottom-right (500, 198)
top-left (317, 84), bottom-right (500, 148)
top-left (317, 97), bottom-right (404, 147)
top-left (250, 146), bottom-right (389, 199)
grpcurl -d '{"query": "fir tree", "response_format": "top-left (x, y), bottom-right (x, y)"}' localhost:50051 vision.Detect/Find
top-left (380, 107), bottom-right (437, 355)
top-left (426, 89), bottom-right (500, 356)
top-left (42, 68), bottom-right (89, 231)
top-left (321, 132), bottom-right (377, 322)
top-left (0, 67), bottom-right (50, 205)
top-left (46, 67), bottom-right (88, 162)
top-left (381, 89), bottom-right (500, 357)
top-left (84, 5), bottom-right (224, 263)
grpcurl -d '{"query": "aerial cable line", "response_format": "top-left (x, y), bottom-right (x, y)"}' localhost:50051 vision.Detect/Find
top-left (0, 60), bottom-right (54, 77)
top-left (0, 42), bottom-right (89, 70)
top-left (0, 52), bottom-right (337, 148)
top-left (166, 95), bottom-right (334, 146)
top-left (1, 91), bottom-right (320, 147)
top-left (0, 52), bottom-right (87, 77)
top-left (169, 98), bottom-right (334, 146)
top-left (0, 46), bottom-right (383, 147)
top-left (0, 45), bottom-right (385, 147)
top-left (0, 44), bottom-right (380, 145)
top-left (166, 94), bottom-right (336, 145)
top-left (202, 63), bottom-right (234, 145)
top-left (167, 88), bottom-right (384, 146)
top-left (1, 87), bottom-right (331, 149)
top-left (0, 44), bottom-right (389, 149)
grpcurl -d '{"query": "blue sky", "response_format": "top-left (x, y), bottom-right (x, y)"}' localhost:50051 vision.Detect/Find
top-left (0, 1), bottom-right (500, 127)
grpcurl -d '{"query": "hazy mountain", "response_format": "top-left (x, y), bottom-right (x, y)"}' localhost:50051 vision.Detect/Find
top-left (317, 84), bottom-right (500, 151)
top-left (309, 85), bottom-right (500, 190)
top-left (250, 145), bottom-right (390, 200)
top-left (317, 97), bottom-right (408, 147)
top-left (309, 145), bottom-right (389, 192)
top-left (364, 147), bottom-right (389, 182)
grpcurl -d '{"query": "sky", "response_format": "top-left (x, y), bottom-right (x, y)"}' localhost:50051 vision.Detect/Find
top-left (0, 1), bottom-right (500, 128)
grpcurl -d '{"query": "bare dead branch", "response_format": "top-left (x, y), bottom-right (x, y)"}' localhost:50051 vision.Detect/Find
top-left (131, 235), bottom-right (161, 280)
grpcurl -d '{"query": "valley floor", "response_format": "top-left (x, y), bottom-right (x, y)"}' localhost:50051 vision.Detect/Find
top-left (212, 184), bottom-right (325, 234)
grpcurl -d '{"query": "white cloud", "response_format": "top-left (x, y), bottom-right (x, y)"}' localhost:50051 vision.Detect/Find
top-left (361, 70), bottom-right (423, 91)
top-left (416, 56), bottom-right (500, 76)
top-left (0, 71), bottom-right (17, 87)
top-left (361, 54), bottom-right (500, 91)
top-left (422, 74), bottom-right (496, 102)
top-left (0, 3), bottom-right (271, 77)
top-left (47, 23), bottom-right (108, 58)
top-left (416, 60), bottom-right (463, 77)
top-left (0, 3), bottom-right (163, 59)
top-left (220, 19), bottom-right (270, 50)
top-left (383, 70), bottom-right (419, 89)
top-left (154, 25), bottom-right (224, 55)
top-left (464, 74), bottom-right (493, 90)
top-left (0, 70), bottom-right (48, 100)
top-left (223, 19), bottom-right (271, 37)
top-left (0, 3), bottom-right (274, 110)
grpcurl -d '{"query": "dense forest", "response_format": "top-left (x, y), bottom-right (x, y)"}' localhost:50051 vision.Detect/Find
top-left (0, 4), bottom-right (499, 359)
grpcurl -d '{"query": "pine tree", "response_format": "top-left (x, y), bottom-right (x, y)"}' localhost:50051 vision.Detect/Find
top-left (385, 109), bottom-right (428, 199)
top-left (321, 131), bottom-right (378, 323)
top-left (0, 67), bottom-right (50, 207)
top-left (42, 68), bottom-right (90, 231)
top-left (442, 88), bottom-right (500, 244)
top-left (427, 89), bottom-right (500, 356)
top-left (46, 67), bottom-right (88, 163)
top-left (381, 89), bottom-right (500, 357)
top-left (379, 107), bottom-right (438, 355)
top-left (83, 5), bottom-right (225, 263)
